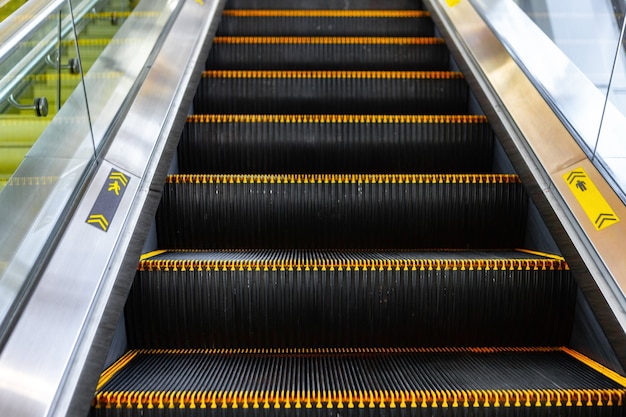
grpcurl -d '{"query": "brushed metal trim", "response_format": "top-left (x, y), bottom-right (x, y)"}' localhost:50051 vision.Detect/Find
top-left (425, 0), bottom-right (626, 369)
top-left (0, 1), bottom-right (225, 417)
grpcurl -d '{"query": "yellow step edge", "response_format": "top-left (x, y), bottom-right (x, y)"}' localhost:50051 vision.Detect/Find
top-left (93, 347), bottom-right (625, 409)
top-left (202, 70), bottom-right (464, 79)
top-left (137, 257), bottom-right (568, 272)
top-left (94, 388), bottom-right (626, 409)
top-left (516, 248), bottom-right (566, 262)
top-left (213, 36), bottom-right (445, 45)
top-left (165, 173), bottom-right (520, 185)
top-left (562, 347), bottom-right (626, 388)
top-left (139, 250), bottom-right (168, 261)
top-left (95, 350), bottom-right (138, 391)
top-left (186, 114), bottom-right (488, 124)
top-left (222, 9), bottom-right (430, 18)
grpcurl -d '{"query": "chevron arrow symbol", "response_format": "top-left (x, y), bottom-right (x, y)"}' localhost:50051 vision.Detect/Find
top-left (87, 214), bottom-right (110, 232)
top-left (109, 172), bottom-right (129, 187)
top-left (595, 213), bottom-right (619, 230)
top-left (566, 170), bottom-right (586, 185)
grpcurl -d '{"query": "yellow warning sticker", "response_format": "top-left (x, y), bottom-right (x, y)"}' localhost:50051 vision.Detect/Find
top-left (446, 0), bottom-right (461, 6)
top-left (564, 167), bottom-right (619, 231)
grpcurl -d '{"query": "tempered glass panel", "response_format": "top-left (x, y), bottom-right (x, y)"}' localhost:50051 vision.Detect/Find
top-left (596, 13), bottom-right (626, 195)
top-left (514, 0), bottom-right (626, 197)
top-left (473, 0), bottom-right (626, 199)
top-left (0, 0), bottom-right (182, 336)
top-left (0, 0), bottom-right (94, 329)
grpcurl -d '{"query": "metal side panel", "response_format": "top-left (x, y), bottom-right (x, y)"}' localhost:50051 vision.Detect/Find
top-left (0, 1), bottom-right (225, 417)
top-left (424, 0), bottom-right (626, 371)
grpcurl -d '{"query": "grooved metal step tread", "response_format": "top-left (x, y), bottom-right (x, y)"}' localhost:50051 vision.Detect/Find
top-left (201, 69), bottom-right (463, 78)
top-left (206, 37), bottom-right (449, 71)
top-left (222, 10), bottom-right (430, 17)
top-left (92, 348), bottom-right (626, 414)
top-left (157, 174), bottom-right (527, 249)
top-left (139, 248), bottom-right (566, 266)
top-left (127, 249), bottom-right (574, 348)
top-left (179, 114), bottom-right (493, 174)
top-left (217, 10), bottom-right (433, 38)
top-left (194, 70), bottom-right (467, 115)
top-left (223, 0), bottom-right (424, 10)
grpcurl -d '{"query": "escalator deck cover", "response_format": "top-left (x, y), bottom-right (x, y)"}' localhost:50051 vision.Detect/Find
top-left (92, 347), bottom-right (626, 412)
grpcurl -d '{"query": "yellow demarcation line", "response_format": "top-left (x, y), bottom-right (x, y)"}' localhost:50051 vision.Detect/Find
top-left (139, 250), bottom-right (168, 261)
top-left (166, 173), bottom-right (520, 185)
top-left (187, 114), bottom-right (489, 124)
top-left (222, 9), bottom-right (430, 18)
top-left (516, 249), bottom-right (566, 262)
top-left (93, 347), bottom-right (626, 410)
top-left (213, 36), bottom-right (445, 45)
top-left (137, 257), bottom-right (568, 273)
top-left (96, 350), bottom-right (139, 391)
top-left (202, 69), bottom-right (464, 79)
top-left (562, 348), bottom-right (626, 387)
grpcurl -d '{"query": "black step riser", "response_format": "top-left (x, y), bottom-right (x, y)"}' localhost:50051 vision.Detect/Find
top-left (126, 267), bottom-right (575, 349)
top-left (156, 180), bottom-right (527, 249)
top-left (178, 119), bottom-right (494, 174)
top-left (217, 16), bottom-right (434, 37)
top-left (224, 0), bottom-right (424, 10)
top-left (206, 43), bottom-right (449, 71)
top-left (194, 77), bottom-right (468, 115)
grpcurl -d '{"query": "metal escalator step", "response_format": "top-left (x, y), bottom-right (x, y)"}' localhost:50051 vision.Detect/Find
top-left (91, 347), bottom-right (626, 415)
top-left (179, 114), bottom-right (494, 174)
top-left (156, 174), bottom-right (527, 249)
top-left (206, 37), bottom-right (449, 71)
top-left (217, 10), bottom-right (434, 37)
top-left (224, 0), bottom-right (424, 10)
top-left (126, 250), bottom-right (574, 349)
top-left (193, 70), bottom-right (467, 115)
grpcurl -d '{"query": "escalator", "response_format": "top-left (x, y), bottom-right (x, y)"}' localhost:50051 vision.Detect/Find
top-left (90, 0), bottom-right (626, 415)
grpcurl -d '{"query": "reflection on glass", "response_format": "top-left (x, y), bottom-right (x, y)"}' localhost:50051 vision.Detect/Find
top-left (596, 13), bottom-right (626, 195)
top-left (0, 0), bottom-right (138, 334)
top-left (512, 0), bottom-right (626, 197)
top-left (0, 0), bottom-right (93, 329)
top-left (513, 0), bottom-right (624, 100)
top-left (0, 0), bottom-right (28, 24)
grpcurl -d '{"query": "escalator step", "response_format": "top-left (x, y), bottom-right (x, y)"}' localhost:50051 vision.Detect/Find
top-left (224, 0), bottom-right (424, 10)
top-left (193, 70), bottom-right (468, 115)
top-left (179, 114), bottom-right (494, 174)
top-left (92, 347), bottom-right (626, 415)
top-left (217, 10), bottom-right (434, 37)
top-left (206, 37), bottom-right (449, 71)
top-left (126, 250), bottom-right (574, 349)
top-left (157, 174), bottom-right (527, 249)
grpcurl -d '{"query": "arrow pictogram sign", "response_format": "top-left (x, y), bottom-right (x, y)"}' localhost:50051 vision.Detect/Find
top-left (563, 167), bottom-right (619, 231)
top-left (86, 168), bottom-right (131, 232)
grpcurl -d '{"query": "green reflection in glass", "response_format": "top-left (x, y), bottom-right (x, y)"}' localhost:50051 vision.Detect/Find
top-left (0, 0), bottom-right (28, 24)
top-left (0, 0), bottom-right (137, 192)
